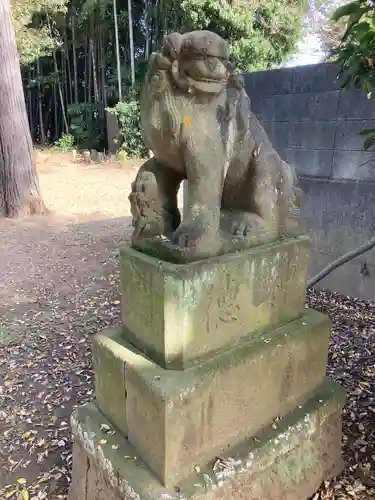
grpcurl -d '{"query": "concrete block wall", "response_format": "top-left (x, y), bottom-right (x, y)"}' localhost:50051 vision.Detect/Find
top-left (244, 62), bottom-right (375, 300)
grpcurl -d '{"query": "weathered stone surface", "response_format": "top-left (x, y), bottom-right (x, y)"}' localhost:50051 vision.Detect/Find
top-left (332, 150), bottom-right (375, 181)
top-left (105, 109), bottom-right (121, 155)
top-left (129, 30), bottom-right (303, 263)
top-left (335, 119), bottom-right (375, 151)
top-left (279, 148), bottom-right (333, 178)
top-left (261, 121), bottom-right (290, 150)
top-left (308, 250), bottom-right (375, 302)
top-left (245, 63), bottom-right (341, 97)
top-left (83, 151), bottom-right (91, 164)
top-left (243, 66), bottom-right (294, 96)
top-left (251, 94), bottom-right (291, 122)
top-left (299, 178), bottom-right (375, 263)
top-left (338, 89), bottom-right (375, 120)
top-left (291, 62), bottom-right (341, 94)
top-left (86, 456), bottom-right (119, 500)
top-left (93, 308), bottom-right (330, 486)
top-left (92, 332), bottom-right (127, 436)
top-left (254, 92), bottom-right (340, 123)
top-left (288, 121), bottom-right (336, 150)
top-left (68, 440), bottom-right (89, 500)
top-left (299, 176), bottom-right (375, 300)
top-left (68, 379), bottom-right (345, 500)
top-left (120, 236), bottom-right (310, 369)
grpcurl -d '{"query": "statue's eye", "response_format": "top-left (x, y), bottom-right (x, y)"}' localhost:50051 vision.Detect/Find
top-left (151, 71), bottom-right (163, 86)
top-left (206, 58), bottom-right (219, 72)
top-left (149, 71), bottom-right (167, 96)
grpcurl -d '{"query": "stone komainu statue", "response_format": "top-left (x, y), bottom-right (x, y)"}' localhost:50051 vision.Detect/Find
top-left (129, 30), bottom-right (302, 263)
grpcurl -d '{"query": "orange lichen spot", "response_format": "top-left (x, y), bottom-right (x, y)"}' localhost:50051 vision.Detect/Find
top-left (184, 117), bottom-right (192, 127)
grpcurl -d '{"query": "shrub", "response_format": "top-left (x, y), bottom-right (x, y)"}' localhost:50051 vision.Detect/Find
top-left (332, 0), bottom-right (375, 150)
top-left (53, 133), bottom-right (76, 152)
top-left (107, 89), bottom-right (148, 159)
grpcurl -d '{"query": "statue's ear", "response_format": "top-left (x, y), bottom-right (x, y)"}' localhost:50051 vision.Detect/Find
top-left (149, 53), bottom-right (171, 72)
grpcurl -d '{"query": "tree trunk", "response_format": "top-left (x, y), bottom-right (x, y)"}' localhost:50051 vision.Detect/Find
top-left (27, 68), bottom-right (34, 142)
top-left (161, 0), bottom-right (167, 39)
top-left (48, 14), bottom-right (68, 134)
top-left (0, 0), bottom-right (45, 217)
top-left (84, 35), bottom-right (88, 103)
top-left (64, 20), bottom-right (73, 105)
top-left (144, 0), bottom-right (151, 59)
top-left (72, 7), bottom-right (79, 103)
top-left (113, 0), bottom-right (122, 101)
top-left (43, 93), bottom-right (53, 141)
top-left (37, 59), bottom-right (46, 144)
top-left (154, 0), bottom-right (159, 52)
top-left (90, 37), bottom-right (99, 103)
top-left (88, 30), bottom-right (92, 103)
top-left (99, 24), bottom-right (107, 108)
top-left (53, 82), bottom-right (58, 140)
top-left (89, 14), bottom-right (99, 103)
top-left (128, 0), bottom-right (135, 86)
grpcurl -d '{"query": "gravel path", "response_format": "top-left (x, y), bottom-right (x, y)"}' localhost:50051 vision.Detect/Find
top-left (0, 152), bottom-right (374, 499)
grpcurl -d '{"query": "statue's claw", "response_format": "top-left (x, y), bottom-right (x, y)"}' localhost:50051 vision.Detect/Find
top-left (229, 213), bottom-right (265, 238)
top-left (171, 221), bottom-right (204, 249)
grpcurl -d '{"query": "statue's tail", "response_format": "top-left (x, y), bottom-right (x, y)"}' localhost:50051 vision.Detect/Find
top-left (291, 166), bottom-right (303, 209)
top-left (279, 159), bottom-right (302, 221)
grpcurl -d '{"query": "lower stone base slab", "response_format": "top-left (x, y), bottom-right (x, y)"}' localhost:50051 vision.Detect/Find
top-left (68, 379), bottom-right (345, 500)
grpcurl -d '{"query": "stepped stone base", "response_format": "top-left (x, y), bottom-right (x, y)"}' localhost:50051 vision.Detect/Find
top-left (68, 379), bottom-right (345, 500)
top-left (93, 309), bottom-right (331, 486)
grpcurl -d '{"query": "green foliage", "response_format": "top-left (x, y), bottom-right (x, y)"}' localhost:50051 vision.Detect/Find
top-left (11, 0), bottom-right (68, 63)
top-left (332, 0), bottom-right (375, 150)
top-left (179, 0), bottom-right (303, 71)
top-left (16, 0), bottom-right (309, 153)
top-left (53, 132), bottom-right (76, 151)
top-left (332, 0), bottom-right (375, 90)
top-left (25, 71), bottom-right (59, 90)
top-left (67, 103), bottom-right (104, 150)
top-left (107, 89), bottom-right (148, 159)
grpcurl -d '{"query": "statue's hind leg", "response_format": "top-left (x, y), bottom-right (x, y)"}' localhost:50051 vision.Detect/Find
top-left (221, 152), bottom-right (280, 242)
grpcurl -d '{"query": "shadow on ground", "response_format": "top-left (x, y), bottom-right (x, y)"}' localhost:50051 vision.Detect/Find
top-left (0, 214), bottom-right (132, 496)
top-left (1, 214), bottom-right (375, 499)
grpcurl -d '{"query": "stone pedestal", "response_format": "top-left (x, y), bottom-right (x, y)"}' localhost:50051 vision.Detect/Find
top-left (68, 236), bottom-right (345, 500)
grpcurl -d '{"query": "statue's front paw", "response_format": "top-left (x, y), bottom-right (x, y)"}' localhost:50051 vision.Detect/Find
top-left (129, 191), bottom-right (145, 218)
top-left (171, 221), bottom-right (205, 249)
top-left (130, 172), bottom-right (158, 199)
top-left (171, 218), bottom-right (220, 258)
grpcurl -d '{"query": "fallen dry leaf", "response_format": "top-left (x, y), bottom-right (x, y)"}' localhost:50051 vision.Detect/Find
top-left (0, 153), bottom-right (374, 499)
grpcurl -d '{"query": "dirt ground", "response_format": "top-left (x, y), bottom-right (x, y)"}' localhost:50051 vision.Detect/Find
top-left (0, 151), bottom-right (374, 499)
top-left (0, 152), bottom-right (140, 498)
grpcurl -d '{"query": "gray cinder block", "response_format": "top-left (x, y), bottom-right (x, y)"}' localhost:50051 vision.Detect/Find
top-left (262, 121), bottom-right (290, 150)
top-left (288, 121), bottom-right (336, 150)
top-left (335, 119), bottom-right (375, 151)
top-left (338, 89), bottom-right (375, 120)
top-left (288, 91), bottom-right (340, 122)
top-left (252, 94), bottom-right (291, 121)
top-left (300, 177), bottom-right (375, 265)
top-left (280, 148), bottom-right (333, 178)
top-left (291, 63), bottom-right (340, 94)
top-left (332, 150), bottom-right (375, 181)
top-left (244, 67), bottom-right (294, 96)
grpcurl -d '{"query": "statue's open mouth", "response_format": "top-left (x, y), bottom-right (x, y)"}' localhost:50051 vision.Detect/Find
top-left (190, 75), bottom-right (224, 83)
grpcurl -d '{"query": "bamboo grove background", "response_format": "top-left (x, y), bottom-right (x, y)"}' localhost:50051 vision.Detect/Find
top-left (14, 0), bottom-right (318, 153)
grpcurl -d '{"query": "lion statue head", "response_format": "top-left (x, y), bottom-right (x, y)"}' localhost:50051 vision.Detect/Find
top-left (145, 30), bottom-right (244, 97)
